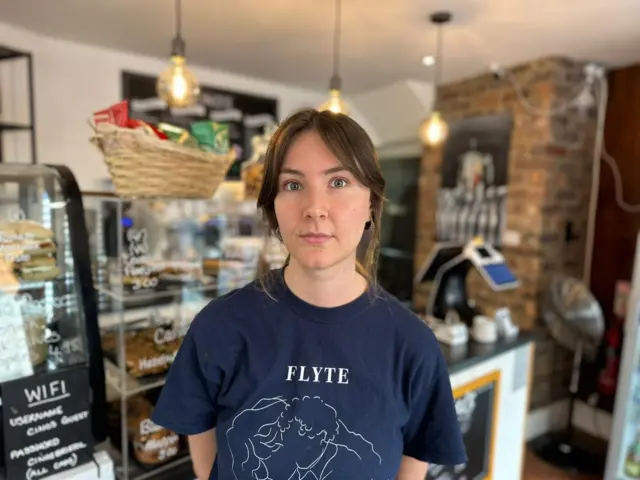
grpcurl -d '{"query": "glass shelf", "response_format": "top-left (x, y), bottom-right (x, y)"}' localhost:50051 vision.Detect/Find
top-left (104, 358), bottom-right (168, 397)
top-left (96, 280), bottom-right (245, 304)
top-left (105, 442), bottom-right (192, 480)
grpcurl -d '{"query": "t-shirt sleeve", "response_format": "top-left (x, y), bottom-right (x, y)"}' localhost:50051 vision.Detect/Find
top-left (402, 346), bottom-right (467, 465)
top-left (151, 314), bottom-right (220, 435)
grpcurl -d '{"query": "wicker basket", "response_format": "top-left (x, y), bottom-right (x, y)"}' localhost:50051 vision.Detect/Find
top-left (90, 122), bottom-right (236, 199)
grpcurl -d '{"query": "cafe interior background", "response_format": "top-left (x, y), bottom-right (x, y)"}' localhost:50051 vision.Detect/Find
top-left (0, 0), bottom-right (639, 479)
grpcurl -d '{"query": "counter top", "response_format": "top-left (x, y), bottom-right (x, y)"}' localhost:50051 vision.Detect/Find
top-left (441, 332), bottom-right (538, 375)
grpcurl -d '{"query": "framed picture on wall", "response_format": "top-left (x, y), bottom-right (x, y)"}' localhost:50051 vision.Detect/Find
top-left (121, 71), bottom-right (279, 179)
top-left (436, 114), bottom-right (513, 246)
top-left (426, 370), bottom-right (501, 480)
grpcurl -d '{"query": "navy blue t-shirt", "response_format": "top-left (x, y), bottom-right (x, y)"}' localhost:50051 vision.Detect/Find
top-left (152, 269), bottom-right (466, 479)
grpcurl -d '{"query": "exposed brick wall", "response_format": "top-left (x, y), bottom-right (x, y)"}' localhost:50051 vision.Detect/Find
top-left (414, 57), bottom-right (597, 408)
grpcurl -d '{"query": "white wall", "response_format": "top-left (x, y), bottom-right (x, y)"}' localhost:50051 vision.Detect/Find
top-left (350, 79), bottom-right (433, 147)
top-left (0, 22), bottom-right (378, 190)
top-left (525, 398), bottom-right (613, 443)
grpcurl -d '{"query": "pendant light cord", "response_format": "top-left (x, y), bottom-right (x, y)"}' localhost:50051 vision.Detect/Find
top-left (175, 0), bottom-right (182, 39)
top-left (171, 0), bottom-right (185, 56)
top-left (434, 23), bottom-right (444, 87)
top-left (333, 0), bottom-right (341, 77)
top-left (332, 0), bottom-right (342, 82)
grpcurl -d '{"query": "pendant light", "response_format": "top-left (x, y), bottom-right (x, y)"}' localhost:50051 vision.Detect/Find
top-left (157, 0), bottom-right (200, 108)
top-left (419, 11), bottom-right (451, 147)
top-left (318, 0), bottom-right (348, 115)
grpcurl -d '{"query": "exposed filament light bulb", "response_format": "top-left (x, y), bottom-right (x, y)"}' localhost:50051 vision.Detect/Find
top-left (419, 111), bottom-right (448, 147)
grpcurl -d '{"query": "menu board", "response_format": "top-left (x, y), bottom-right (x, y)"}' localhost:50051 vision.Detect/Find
top-left (121, 71), bottom-right (279, 179)
top-left (426, 371), bottom-right (500, 480)
top-left (1, 364), bottom-right (94, 479)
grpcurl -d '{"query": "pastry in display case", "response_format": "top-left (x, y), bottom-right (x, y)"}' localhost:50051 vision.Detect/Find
top-left (82, 191), bottom-right (285, 479)
top-left (101, 308), bottom-right (188, 379)
top-left (0, 164), bottom-right (109, 479)
top-left (107, 393), bottom-right (185, 470)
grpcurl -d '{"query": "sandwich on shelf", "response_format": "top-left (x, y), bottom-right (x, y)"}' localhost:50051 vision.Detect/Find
top-left (0, 219), bottom-right (60, 284)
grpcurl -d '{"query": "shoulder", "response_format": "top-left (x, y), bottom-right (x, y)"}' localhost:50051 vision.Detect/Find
top-left (188, 276), bottom-right (276, 336)
top-left (372, 288), bottom-right (437, 343)
top-left (372, 288), bottom-right (444, 365)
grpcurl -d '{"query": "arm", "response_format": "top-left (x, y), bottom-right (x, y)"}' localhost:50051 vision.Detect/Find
top-left (401, 329), bottom-right (467, 469)
top-left (188, 428), bottom-right (217, 480)
top-left (151, 309), bottom-right (224, 476)
top-left (396, 455), bottom-right (428, 480)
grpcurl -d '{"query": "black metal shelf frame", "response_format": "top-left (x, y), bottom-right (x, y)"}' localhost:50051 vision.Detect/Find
top-left (0, 44), bottom-right (37, 164)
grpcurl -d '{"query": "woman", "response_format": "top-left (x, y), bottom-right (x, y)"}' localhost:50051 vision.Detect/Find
top-left (151, 108), bottom-right (466, 479)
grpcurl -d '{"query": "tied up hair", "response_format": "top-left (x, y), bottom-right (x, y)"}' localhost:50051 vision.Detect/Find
top-left (256, 108), bottom-right (386, 285)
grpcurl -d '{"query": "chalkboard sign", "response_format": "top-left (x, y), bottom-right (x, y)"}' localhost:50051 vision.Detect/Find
top-left (121, 71), bottom-right (279, 179)
top-left (1, 364), bottom-right (94, 480)
top-left (427, 370), bottom-right (500, 480)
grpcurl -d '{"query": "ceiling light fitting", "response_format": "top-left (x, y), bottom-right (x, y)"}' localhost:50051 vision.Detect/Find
top-left (422, 55), bottom-right (436, 67)
top-left (489, 62), bottom-right (506, 80)
top-left (419, 11), bottom-right (452, 147)
top-left (156, 0), bottom-right (200, 108)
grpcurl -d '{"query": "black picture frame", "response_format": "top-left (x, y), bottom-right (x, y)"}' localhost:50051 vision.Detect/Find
top-left (427, 370), bottom-right (501, 480)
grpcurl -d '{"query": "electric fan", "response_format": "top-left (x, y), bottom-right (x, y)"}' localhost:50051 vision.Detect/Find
top-left (531, 274), bottom-right (606, 474)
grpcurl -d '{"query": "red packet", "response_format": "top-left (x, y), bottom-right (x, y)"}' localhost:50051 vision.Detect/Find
top-left (93, 99), bottom-right (129, 127)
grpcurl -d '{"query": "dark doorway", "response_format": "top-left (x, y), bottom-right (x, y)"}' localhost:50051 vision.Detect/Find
top-left (377, 155), bottom-right (420, 305)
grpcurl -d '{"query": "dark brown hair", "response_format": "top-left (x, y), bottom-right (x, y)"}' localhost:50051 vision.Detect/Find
top-left (257, 108), bottom-right (386, 282)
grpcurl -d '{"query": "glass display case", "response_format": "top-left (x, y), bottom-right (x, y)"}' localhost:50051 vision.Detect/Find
top-left (82, 191), bottom-right (287, 480)
top-left (0, 164), bottom-right (107, 479)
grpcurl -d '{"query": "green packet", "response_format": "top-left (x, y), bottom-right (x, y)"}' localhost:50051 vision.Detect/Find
top-left (157, 122), bottom-right (200, 149)
top-left (190, 121), bottom-right (230, 154)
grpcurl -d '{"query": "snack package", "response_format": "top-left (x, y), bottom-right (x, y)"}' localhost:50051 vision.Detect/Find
top-left (92, 99), bottom-right (168, 141)
top-left (190, 121), bottom-right (230, 154)
top-left (242, 135), bottom-right (267, 198)
top-left (128, 119), bottom-right (168, 140)
top-left (242, 124), bottom-right (277, 199)
top-left (157, 123), bottom-right (199, 148)
top-left (93, 99), bottom-right (129, 127)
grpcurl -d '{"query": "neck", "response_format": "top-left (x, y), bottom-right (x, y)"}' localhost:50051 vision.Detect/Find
top-left (284, 258), bottom-right (368, 308)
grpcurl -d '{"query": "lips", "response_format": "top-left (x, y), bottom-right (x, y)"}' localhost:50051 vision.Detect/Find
top-left (299, 233), bottom-right (332, 245)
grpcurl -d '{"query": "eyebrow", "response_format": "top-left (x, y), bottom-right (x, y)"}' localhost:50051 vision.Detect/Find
top-left (280, 166), bottom-right (347, 177)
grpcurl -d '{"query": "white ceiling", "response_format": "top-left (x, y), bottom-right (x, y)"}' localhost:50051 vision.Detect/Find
top-left (1, 0), bottom-right (639, 94)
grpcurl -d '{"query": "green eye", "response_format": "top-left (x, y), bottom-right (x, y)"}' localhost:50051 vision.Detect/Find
top-left (284, 181), bottom-right (301, 191)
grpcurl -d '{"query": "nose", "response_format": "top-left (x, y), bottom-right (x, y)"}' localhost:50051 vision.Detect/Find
top-left (302, 188), bottom-right (328, 220)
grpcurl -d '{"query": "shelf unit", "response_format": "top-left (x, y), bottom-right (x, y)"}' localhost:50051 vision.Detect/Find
top-left (0, 45), bottom-right (37, 165)
top-left (83, 193), bottom-right (281, 480)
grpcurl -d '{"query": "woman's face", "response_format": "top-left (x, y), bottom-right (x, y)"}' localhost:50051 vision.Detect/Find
top-left (274, 130), bottom-right (371, 272)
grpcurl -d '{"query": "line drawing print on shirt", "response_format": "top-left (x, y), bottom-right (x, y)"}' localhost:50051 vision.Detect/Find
top-left (226, 395), bottom-right (383, 480)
